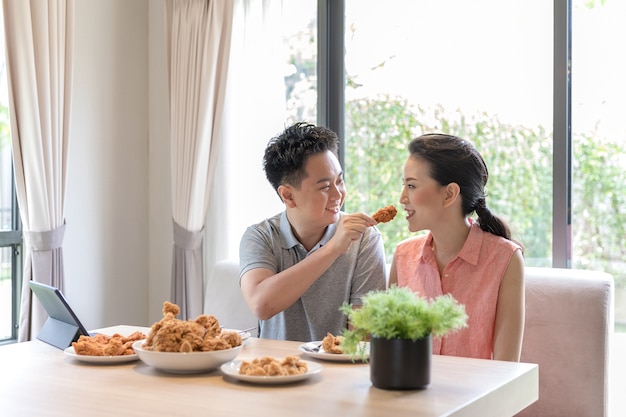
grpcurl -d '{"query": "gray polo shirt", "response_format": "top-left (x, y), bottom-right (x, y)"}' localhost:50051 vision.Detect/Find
top-left (239, 211), bottom-right (387, 342)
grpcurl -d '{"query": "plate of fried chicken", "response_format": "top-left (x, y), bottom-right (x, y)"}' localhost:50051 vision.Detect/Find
top-left (221, 356), bottom-right (322, 385)
top-left (298, 333), bottom-right (369, 362)
top-left (64, 331), bottom-right (147, 364)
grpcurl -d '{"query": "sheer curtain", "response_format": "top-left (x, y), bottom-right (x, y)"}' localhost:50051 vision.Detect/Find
top-left (165, 0), bottom-right (234, 320)
top-left (2, 0), bottom-right (74, 342)
top-left (204, 0), bottom-right (286, 271)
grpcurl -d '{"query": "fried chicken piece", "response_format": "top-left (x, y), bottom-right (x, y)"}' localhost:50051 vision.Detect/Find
top-left (101, 338), bottom-right (124, 356)
top-left (144, 302), bottom-right (179, 348)
top-left (238, 356), bottom-right (308, 376)
top-left (141, 301), bottom-right (242, 353)
top-left (201, 335), bottom-right (235, 351)
top-left (149, 315), bottom-right (205, 352)
top-left (163, 301), bottom-right (180, 316)
top-left (239, 358), bottom-right (267, 376)
top-left (72, 331), bottom-right (146, 356)
top-left (72, 334), bottom-right (108, 356)
top-left (215, 331), bottom-right (242, 349)
top-left (322, 332), bottom-right (344, 354)
top-left (195, 314), bottom-right (221, 337)
top-left (282, 355), bottom-right (308, 375)
top-left (239, 357), bottom-right (272, 376)
top-left (372, 205), bottom-right (397, 223)
top-left (265, 361), bottom-right (286, 376)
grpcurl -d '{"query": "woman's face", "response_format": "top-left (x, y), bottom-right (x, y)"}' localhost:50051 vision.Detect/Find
top-left (400, 156), bottom-right (448, 232)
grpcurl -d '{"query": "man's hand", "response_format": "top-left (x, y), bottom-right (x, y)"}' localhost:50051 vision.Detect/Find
top-left (327, 213), bottom-right (376, 254)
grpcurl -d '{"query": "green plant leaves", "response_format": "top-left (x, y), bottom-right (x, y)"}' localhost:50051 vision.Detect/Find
top-left (339, 286), bottom-right (468, 355)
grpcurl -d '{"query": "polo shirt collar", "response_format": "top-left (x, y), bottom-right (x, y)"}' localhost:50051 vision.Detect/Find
top-left (279, 211), bottom-right (337, 251)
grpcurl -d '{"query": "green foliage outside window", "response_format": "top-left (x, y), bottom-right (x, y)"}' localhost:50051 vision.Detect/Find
top-left (344, 95), bottom-right (626, 288)
top-left (573, 135), bottom-right (626, 279)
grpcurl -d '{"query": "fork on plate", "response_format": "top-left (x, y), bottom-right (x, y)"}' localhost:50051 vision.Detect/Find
top-left (301, 343), bottom-right (323, 353)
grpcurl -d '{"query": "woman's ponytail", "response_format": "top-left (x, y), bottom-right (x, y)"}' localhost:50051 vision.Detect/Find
top-left (475, 198), bottom-right (511, 240)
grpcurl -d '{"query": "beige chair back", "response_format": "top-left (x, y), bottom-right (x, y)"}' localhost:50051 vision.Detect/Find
top-left (517, 267), bottom-right (613, 417)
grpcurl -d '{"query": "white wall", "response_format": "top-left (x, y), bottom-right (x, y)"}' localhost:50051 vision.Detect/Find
top-left (147, 0), bottom-right (172, 324)
top-left (64, 0), bottom-right (164, 329)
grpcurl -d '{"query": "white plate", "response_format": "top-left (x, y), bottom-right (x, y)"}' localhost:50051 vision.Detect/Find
top-left (133, 340), bottom-right (242, 373)
top-left (64, 346), bottom-right (139, 364)
top-left (298, 341), bottom-right (370, 362)
top-left (222, 328), bottom-right (252, 341)
top-left (220, 359), bottom-right (322, 384)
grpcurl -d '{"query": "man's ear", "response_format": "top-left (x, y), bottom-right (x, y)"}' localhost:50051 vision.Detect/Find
top-left (443, 182), bottom-right (461, 208)
top-left (278, 185), bottom-right (296, 208)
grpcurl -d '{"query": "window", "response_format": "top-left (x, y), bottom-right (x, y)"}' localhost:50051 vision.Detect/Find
top-left (307, 1), bottom-right (554, 264)
top-left (283, 0), bottom-right (318, 125)
top-left (571, 0), bottom-right (626, 330)
top-left (342, 0), bottom-right (553, 267)
top-left (0, 8), bottom-right (22, 344)
top-left (282, 0), bottom-right (625, 331)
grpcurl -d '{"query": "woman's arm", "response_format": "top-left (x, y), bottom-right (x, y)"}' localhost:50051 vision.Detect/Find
top-left (493, 249), bottom-right (525, 362)
top-left (387, 255), bottom-right (398, 287)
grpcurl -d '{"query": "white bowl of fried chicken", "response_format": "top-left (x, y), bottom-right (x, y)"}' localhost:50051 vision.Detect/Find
top-left (134, 301), bottom-right (243, 373)
top-left (134, 341), bottom-right (242, 373)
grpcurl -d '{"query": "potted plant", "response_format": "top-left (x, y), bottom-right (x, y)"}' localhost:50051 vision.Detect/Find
top-left (340, 286), bottom-right (468, 390)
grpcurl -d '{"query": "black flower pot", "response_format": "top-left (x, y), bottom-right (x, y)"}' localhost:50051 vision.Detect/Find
top-left (369, 334), bottom-right (432, 390)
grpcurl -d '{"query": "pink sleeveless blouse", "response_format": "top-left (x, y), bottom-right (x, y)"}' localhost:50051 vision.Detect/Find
top-left (393, 221), bottom-right (521, 359)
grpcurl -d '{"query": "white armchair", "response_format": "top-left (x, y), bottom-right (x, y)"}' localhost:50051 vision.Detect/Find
top-left (203, 259), bottom-right (258, 335)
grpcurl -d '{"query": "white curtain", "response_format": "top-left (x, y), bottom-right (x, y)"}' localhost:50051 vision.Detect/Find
top-left (165, 0), bottom-right (234, 320)
top-left (2, 0), bottom-right (74, 342)
top-left (204, 0), bottom-right (286, 271)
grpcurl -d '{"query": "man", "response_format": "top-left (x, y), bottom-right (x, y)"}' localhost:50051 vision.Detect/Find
top-left (239, 122), bottom-right (387, 341)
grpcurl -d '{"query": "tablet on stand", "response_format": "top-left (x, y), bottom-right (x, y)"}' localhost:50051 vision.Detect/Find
top-left (28, 281), bottom-right (94, 349)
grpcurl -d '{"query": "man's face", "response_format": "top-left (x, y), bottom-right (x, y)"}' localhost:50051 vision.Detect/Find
top-left (291, 150), bottom-right (346, 227)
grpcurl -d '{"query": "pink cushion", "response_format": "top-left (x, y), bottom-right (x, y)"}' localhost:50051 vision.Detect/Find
top-left (516, 267), bottom-right (613, 417)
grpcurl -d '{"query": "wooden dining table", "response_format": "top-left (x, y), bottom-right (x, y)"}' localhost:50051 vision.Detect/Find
top-left (0, 325), bottom-right (538, 417)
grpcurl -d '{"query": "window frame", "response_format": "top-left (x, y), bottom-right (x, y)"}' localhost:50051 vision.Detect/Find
top-left (552, 0), bottom-right (572, 268)
top-left (0, 168), bottom-right (22, 344)
top-left (318, 0), bottom-right (574, 270)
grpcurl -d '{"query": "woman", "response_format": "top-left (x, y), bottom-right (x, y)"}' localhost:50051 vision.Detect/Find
top-left (388, 133), bottom-right (524, 361)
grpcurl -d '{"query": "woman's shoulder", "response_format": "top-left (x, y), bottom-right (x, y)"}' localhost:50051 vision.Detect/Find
top-left (475, 224), bottom-right (522, 254)
top-left (395, 233), bottom-right (429, 253)
top-left (478, 227), bottom-right (521, 250)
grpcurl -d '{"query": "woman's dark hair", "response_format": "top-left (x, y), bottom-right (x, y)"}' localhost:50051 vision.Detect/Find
top-left (263, 121), bottom-right (339, 192)
top-left (408, 133), bottom-right (513, 240)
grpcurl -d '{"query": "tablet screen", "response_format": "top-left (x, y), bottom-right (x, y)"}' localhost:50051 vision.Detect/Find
top-left (28, 281), bottom-right (90, 337)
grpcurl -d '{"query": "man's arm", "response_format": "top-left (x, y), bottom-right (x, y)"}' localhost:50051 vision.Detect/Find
top-left (241, 213), bottom-right (376, 320)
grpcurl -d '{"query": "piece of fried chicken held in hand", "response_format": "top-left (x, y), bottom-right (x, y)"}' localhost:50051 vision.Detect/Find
top-left (372, 205), bottom-right (397, 223)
